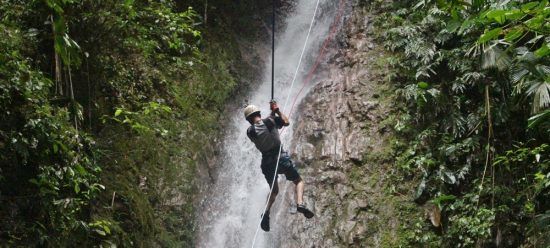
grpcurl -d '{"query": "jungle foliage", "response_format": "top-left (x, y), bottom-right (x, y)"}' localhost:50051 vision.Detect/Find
top-left (0, 0), bottom-right (267, 246)
top-left (375, 0), bottom-right (549, 247)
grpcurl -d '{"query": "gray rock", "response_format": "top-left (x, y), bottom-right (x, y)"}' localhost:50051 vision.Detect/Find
top-left (335, 183), bottom-right (352, 200)
top-left (276, 2), bottom-right (403, 248)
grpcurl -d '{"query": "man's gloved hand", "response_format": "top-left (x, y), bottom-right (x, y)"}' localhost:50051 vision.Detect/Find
top-left (270, 100), bottom-right (279, 113)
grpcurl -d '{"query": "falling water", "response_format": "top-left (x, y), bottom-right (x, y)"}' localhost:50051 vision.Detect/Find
top-left (197, 1), bottom-right (339, 247)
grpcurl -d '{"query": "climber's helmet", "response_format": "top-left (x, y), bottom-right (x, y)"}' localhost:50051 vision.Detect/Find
top-left (244, 105), bottom-right (261, 122)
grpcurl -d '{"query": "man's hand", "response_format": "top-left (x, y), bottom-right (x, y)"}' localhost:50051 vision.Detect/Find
top-left (269, 100), bottom-right (289, 126)
top-left (270, 100), bottom-right (280, 113)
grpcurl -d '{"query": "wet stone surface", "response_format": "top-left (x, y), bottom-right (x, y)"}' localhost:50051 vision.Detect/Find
top-left (270, 1), bottom-right (407, 247)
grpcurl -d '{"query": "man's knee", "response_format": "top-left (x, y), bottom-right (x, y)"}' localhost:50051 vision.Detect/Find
top-left (293, 176), bottom-right (303, 185)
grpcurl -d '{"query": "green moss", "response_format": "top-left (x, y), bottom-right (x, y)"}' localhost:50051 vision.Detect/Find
top-left (349, 165), bottom-right (364, 184)
top-left (92, 39), bottom-right (241, 245)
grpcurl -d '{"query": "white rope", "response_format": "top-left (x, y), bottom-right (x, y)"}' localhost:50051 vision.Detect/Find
top-left (250, 0), bottom-right (321, 247)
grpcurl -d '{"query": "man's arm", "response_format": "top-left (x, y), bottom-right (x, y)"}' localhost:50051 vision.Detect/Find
top-left (269, 100), bottom-right (289, 127)
top-left (272, 109), bottom-right (290, 127)
top-left (278, 110), bottom-right (290, 126)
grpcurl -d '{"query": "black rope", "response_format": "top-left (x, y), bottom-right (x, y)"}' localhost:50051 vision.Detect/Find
top-left (271, 0), bottom-right (275, 100)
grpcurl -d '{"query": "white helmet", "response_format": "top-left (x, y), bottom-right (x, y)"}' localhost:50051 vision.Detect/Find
top-left (244, 105), bottom-right (261, 119)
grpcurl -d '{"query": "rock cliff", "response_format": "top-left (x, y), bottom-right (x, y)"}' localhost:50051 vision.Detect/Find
top-left (272, 2), bottom-right (414, 247)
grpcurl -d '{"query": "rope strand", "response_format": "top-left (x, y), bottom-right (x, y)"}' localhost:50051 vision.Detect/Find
top-left (271, 0), bottom-right (275, 100)
top-left (286, 0), bottom-right (346, 120)
top-left (250, 0), bottom-right (321, 247)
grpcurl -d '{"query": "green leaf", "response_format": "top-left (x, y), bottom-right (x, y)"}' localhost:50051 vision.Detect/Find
top-left (528, 109), bottom-right (550, 129)
top-left (478, 28), bottom-right (502, 44)
top-left (504, 27), bottom-right (524, 42)
top-left (486, 10), bottom-right (506, 24)
top-left (415, 179), bottom-right (426, 200)
top-left (95, 184), bottom-right (105, 190)
top-left (131, 123), bottom-right (149, 132)
top-left (443, 170), bottom-right (457, 184)
top-left (53, 143), bottom-right (59, 154)
top-left (53, 16), bottom-right (67, 35)
top-left (504, 9), bottom-right (524, 21)
top-left (58, 142), bottom-right (68, 152)
top-left (46, 0), bottom-right (65, 14)
top-left (522, 2), bottom-right (539, 12)
top-left (431, 194), bottom-right (457, 207)
top-left (535, 172), bottom-right (546, 181)
top-left (535, 43), bottom-right (550, 58)
top-left (418, 82), bottom-right (429, 89)
top-left (446, 19), bottom-right (461, 33)
top-left (525, 15), bottom-right (544, 30)
top-left (114, 109), bottom-right (122, 117)
top-left (75, 164), bottom-right (86, 175)
top-left (94, 229), bottom-right (106, 236)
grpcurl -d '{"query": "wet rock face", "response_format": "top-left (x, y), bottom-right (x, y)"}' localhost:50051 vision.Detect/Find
top-left (273, 2), bottom-right (402, 247)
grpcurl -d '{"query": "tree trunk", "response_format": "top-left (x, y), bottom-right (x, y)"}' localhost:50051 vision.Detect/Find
top-left (204, 0), bottom-right (208, 26)
top-left (51, 15), bottom-right (63, 95)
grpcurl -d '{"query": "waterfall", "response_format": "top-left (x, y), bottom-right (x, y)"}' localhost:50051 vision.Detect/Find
top-left (197, 1), bottom-right (339, 247)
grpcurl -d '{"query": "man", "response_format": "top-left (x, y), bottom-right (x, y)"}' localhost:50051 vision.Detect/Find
top-left (244, 102), bottom-right (314, 232)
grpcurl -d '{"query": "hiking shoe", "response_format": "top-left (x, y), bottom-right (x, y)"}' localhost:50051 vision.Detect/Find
top-left (261, 212), bottom-right (270, 232)
top-left (297, 204), bottom-right (314, 219)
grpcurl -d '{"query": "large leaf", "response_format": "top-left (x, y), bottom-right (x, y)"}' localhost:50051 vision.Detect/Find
top-left (535, 43), bottom-right (550, 58)
top-left (446, 19), bottom-right (462, 33)
top-left (471, 0), bottom-right (485, 9)
top-left (504, 27), bottom-right (524, 42)
top-left (478, 28), bottom-right (502, 44)
top-left (418, 81), bottom-right (430, 89)
top-left (521, 2), bottom-right (540, 12)
top-left (482, 46), bottom-right (510, 71)
top-left (431, 194), bottom-right (457, 207)
top-left (525, 15), bottom-right (545, 31)
top-left (45, 0), bottom-right (64, 13)
top-left (415, 178), bottom-right (427, 201)
top-left (486, 9), bottom-right (506, 24)
top-left (510, 67), bottom-right (529, 84)
top-left (528, 109), bottom-right (550, 129)
top-left (504, 9), bottom-right (524, 21)
top-left (527, 81), bottom-right (550, 112)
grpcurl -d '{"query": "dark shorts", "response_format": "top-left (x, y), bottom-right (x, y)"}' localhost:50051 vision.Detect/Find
top-left (261, 151), bottom-right (300, 187)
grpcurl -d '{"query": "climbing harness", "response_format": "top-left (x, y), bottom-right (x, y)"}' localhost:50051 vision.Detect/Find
top-left (250, 0), bottom-right (346, 246)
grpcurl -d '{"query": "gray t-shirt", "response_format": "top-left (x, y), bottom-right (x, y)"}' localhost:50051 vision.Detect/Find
top-left (247, 116), bottom-right (284, 156)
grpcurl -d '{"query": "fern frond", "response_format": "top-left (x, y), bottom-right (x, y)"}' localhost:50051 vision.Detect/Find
top-left (482, 45), bottom-right (510, 71)
top-left (527, 81), bottom-right (550, 113)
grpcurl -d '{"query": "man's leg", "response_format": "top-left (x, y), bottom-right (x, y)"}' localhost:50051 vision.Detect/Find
top-left (293, 177), bottom-right (314, 219)
top-left (279, 152), bottom-right (314, 218)
top-left (293, 177), bottom-right (304, 205)
top-left (266, 181), bottom-right (279, 213)
top-left (261, 179), bottom-right (278, 232)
